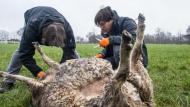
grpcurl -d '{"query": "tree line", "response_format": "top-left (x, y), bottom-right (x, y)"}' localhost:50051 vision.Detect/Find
top-left (0, 26), bottom-right (190, 44)
top-left (83, 26), bottom-right (190, 44)
top-left (144, 27), bottom-right (190, 44)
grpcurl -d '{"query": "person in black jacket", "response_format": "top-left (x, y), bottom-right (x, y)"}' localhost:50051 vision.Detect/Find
top-left (95, 6), bottom-right (148, 70)
top-left (0, 6), bottom-right (79, 93)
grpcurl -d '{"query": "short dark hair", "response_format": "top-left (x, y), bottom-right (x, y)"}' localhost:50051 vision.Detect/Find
top-left (94, 6), bottom-right (114, 26)
top-left (42, 22), bottom-right (66, 47)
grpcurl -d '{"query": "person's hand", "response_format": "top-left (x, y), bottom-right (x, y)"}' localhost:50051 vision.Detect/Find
top-left (95, 53), bottom-right (104, 58)
top-left (99, 38), bottom-right (109, 47)
top-left (37, 71), bottom-right (46, 79)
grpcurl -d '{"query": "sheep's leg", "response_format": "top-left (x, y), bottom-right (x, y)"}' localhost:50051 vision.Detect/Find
top-left (33, 42), bottom-right (61, 70)
top-left (130, 14), bottom-right (145, 66)
top-left (114, 13), bottom-right (145, 84)
top-left (114, 30), bottom-right (132, 84)
top-left (0, 71), bottom-right (44, 88)
top-left (129, 14), bottom-right (154, 106)
top-left (102, 33), bottom-right (132, 107)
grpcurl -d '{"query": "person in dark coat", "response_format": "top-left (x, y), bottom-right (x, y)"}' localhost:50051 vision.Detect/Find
top-left (95, 6), bottom-right (148, 70)
top-left (0, 6), bottom-right (79, 93)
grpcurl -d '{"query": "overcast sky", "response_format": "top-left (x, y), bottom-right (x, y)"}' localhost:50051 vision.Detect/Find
top-left (0, 0), bottom-right (190, 37)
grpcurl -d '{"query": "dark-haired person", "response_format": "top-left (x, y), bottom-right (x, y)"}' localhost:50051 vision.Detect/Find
top-left (0, 6), bottom-right (79, 93)
top-left (95, 6), bottom-right (148, 70)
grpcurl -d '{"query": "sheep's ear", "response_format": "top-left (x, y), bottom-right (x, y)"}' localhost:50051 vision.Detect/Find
top-left (32, 42), bottom-right (61, 71)
top-left (0, 71), bottom-right (44, 88)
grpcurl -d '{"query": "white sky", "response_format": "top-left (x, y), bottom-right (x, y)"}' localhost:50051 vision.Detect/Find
top-left (0, 0), bottom-right (190, 37)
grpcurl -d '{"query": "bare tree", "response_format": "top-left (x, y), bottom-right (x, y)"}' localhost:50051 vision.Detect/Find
top-left (76, 36), bottom-right (84, 43)
top-left (186, 26), bottom-right (190, 35)
top-left (184, 26), bottom-right (190, 43)
top-left (86, 32), bottom-right (99, 43)
top-left (0, 30), bottom-right (9, 41)
top-left (17, 28), bottom-right (24, 37)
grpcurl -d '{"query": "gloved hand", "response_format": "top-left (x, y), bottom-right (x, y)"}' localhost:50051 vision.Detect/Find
top-left (95, 53), bottom-right (105, 58)
top-left (99, 38), bottom-right (109, 47)
top-left (37, 71), bottom-right (46, 79)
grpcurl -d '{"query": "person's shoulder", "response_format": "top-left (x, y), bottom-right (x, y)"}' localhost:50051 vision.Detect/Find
top-left (117, 16), bottom-right (137, 33)
top-left (119, 16), bottom-right (135, 22)
top-left (118, 17), bottom-right (136, 27)
top-left (26, 6), bottom-right (55, 11)
top-left (24, 6), bottom-right (57, 16)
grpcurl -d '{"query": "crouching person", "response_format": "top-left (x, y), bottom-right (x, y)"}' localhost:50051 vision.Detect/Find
top-left (95, 6), bottom-right (148, 70)
top-left (0, 6), bottom-right (79, 93)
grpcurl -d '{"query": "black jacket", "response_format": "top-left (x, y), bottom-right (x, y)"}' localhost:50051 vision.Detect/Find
top-left (19, 6), bottom-right (77, 76)
top-left (100, 16), bottom-right (148, 69)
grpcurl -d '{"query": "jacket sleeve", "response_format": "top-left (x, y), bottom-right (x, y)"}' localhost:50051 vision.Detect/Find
top-left (19, 25), bottom-right (42, 77)
top-left (100, 48), bottom-right (107, 56)
top-left (101, 32), bottom-right (121, 46)
top-left (60, 47), bottom-right (79, 63)
top-left (122, 19), bottom-right (137, 43)
top-left (108, 19), bottom-right (137, 45)
top-left (60, 23), bottom-right (79, 63)
top-left (109, 36), bottom-right (121, 45)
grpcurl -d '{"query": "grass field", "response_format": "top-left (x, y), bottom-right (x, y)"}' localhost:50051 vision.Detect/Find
top-left (0, 43), bottom-right (190, 107)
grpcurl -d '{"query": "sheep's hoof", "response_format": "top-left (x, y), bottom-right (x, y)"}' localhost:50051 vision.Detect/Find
top-left (122, 30), bottom-right (132, 42)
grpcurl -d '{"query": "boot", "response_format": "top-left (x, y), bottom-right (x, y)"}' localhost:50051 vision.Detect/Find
top-left (0, 82), bottom-right (14, 93)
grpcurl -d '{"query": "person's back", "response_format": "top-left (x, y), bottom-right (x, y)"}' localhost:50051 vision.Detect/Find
top-left (23, 6), bottom-right (72, 43)
top-left (0, 6), bottom-right (79, 93)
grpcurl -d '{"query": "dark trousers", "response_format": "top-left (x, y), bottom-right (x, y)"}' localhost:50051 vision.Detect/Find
top-left (3, 49), bottom-right (22, 83)
top-left (104, 45), bottom-right (120, 70)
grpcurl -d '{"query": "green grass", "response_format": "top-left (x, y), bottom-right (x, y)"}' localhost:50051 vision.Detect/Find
top-left (0, 43), bottom-right (190, 107)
